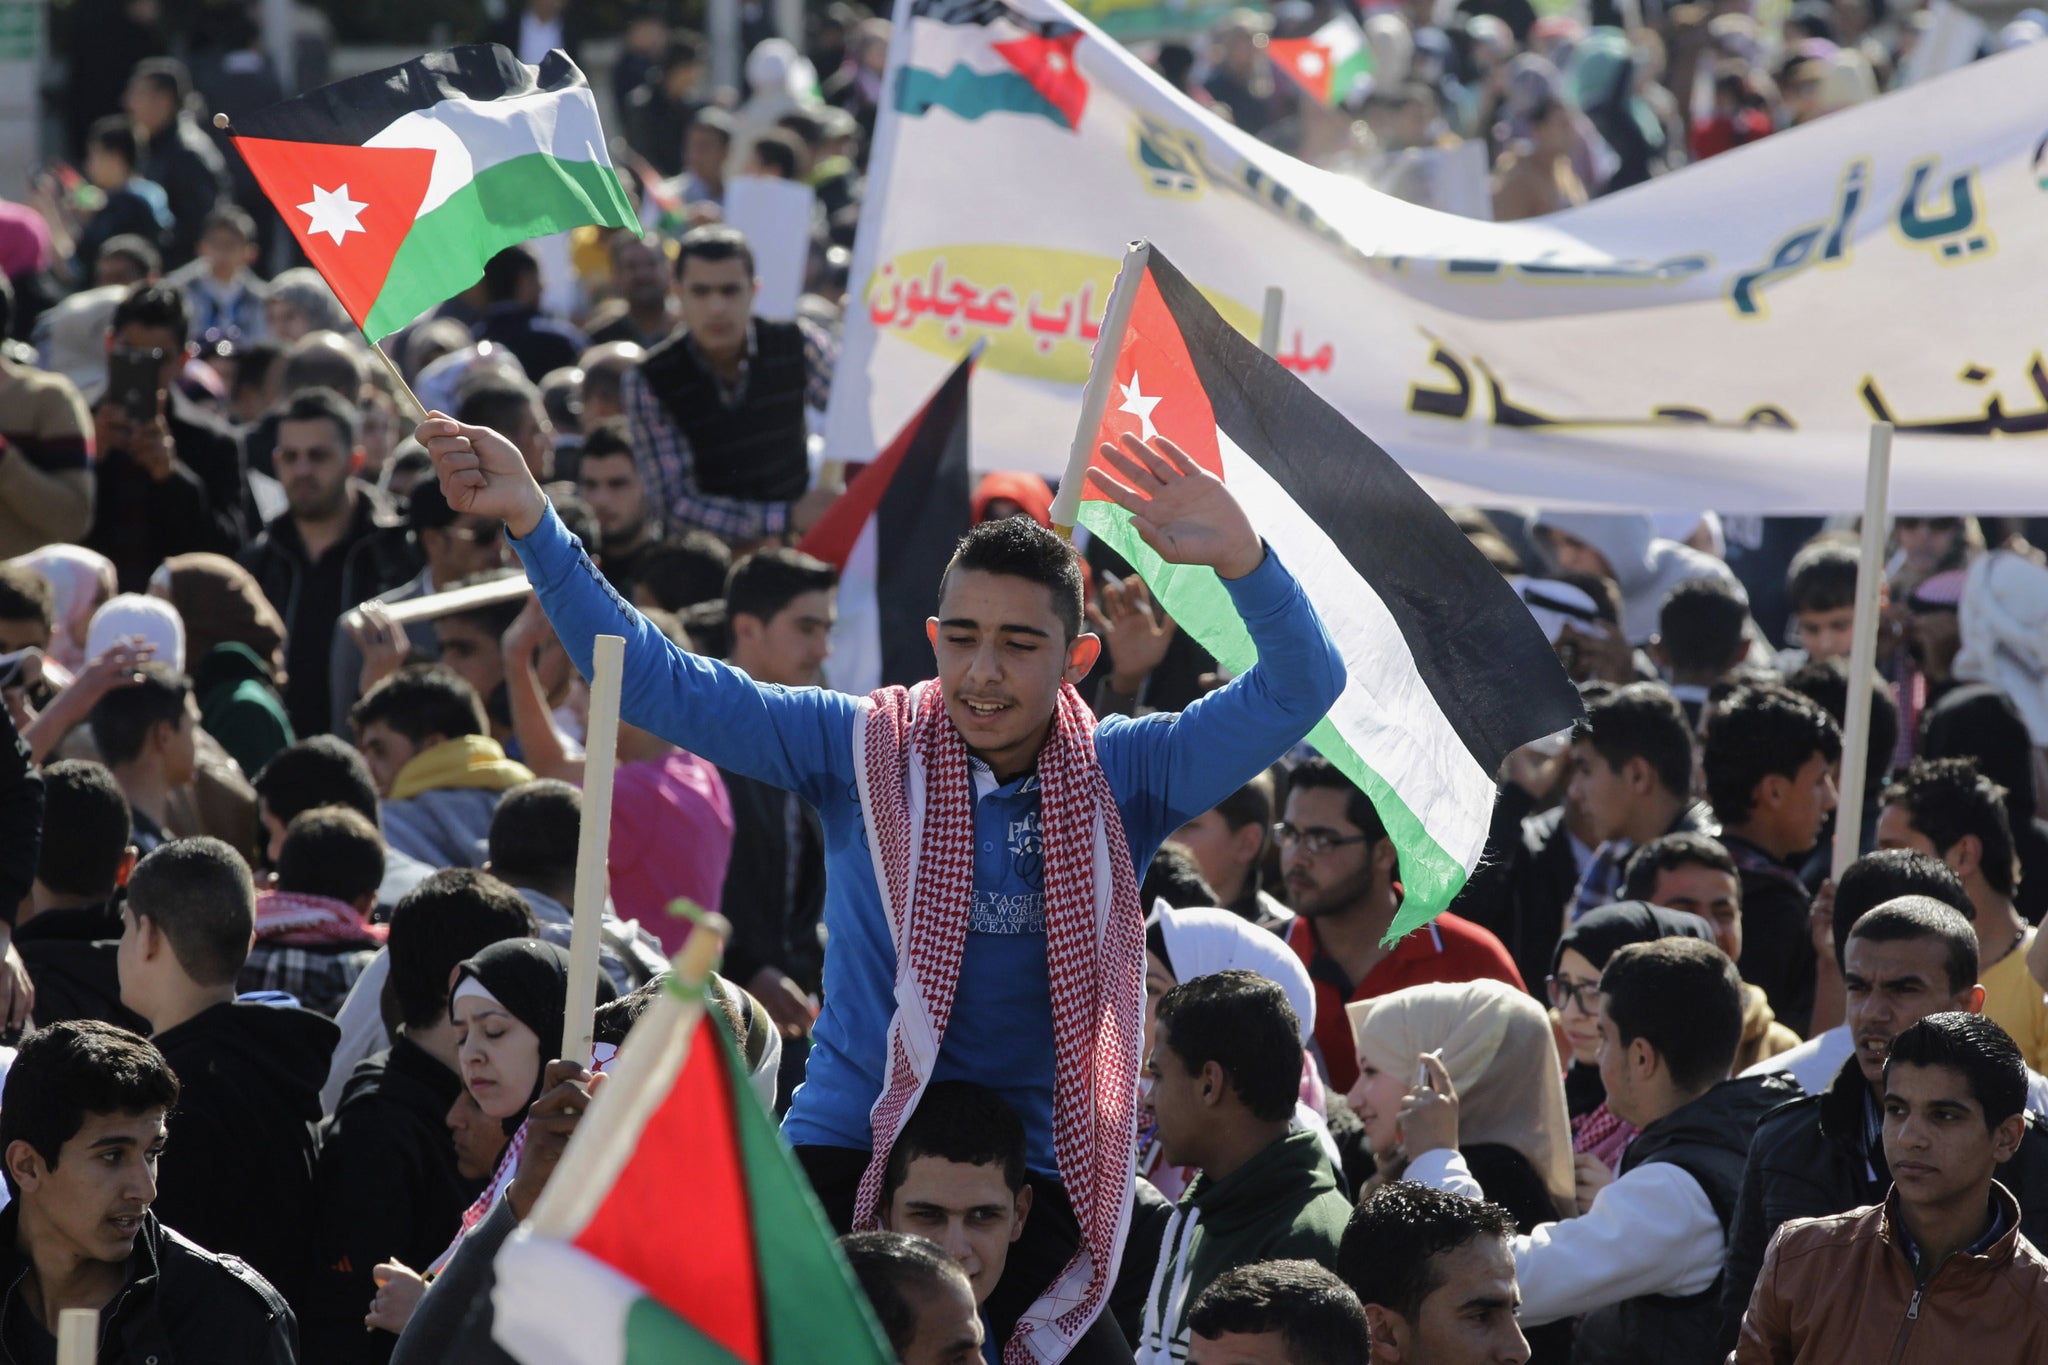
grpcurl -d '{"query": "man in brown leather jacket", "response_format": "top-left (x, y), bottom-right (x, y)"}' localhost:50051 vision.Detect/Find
top-left (1735, 1012), bottom-right (2048, 1362)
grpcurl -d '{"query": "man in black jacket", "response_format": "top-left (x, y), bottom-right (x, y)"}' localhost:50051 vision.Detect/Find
top-left (1716, 894), bottom-right (2048, 1352)
top-left (122, 58), bottom-right (229, 266)
top-left (0, 1019), bottom-right (297, 1362)
top-left (17, 760), bottom-right (146, 1032)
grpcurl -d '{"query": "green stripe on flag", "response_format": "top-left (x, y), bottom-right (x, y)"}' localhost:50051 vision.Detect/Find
top-left (1080, 503), bottom-right (1466, 941)
top-left (366, 152), bottom-right (635, 337)
top-left (623, 1295), bottom-right (749, 1364)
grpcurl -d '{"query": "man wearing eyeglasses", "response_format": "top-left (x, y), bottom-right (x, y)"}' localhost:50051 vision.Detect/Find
top-left (1280, 757), bottom-right (1524, 1092)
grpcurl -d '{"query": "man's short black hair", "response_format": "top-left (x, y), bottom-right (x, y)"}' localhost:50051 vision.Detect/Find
top-left (1621, 831), bottom-right (1738, 904)
top-left (1787, 539), bottom-right (1859, 616)
top-left (280, 384), bottom-right (360, 449)
top-left (1847, 895), bottom-right (1979, 997)
top-left (1599, 938), bottom-right (1744, 1093)
top-left (111, 282), bottom-right (190, 345)
top-left (481, 245), bottom-right (541, 301)
top-left (882, 1081), bottom-right (1028, 1206)
top-left (0, 1021), bottom-right (178, 1199)
top-left (1187, 1261), bottom-right (1369, 1365)
top-left (1657, 577), bottom-right (1748, 675)
top-left (840, 1231), bottom-right (972, 1357)
top-left (98, 235), bottom-right (163, 282)
top-left (637, 534), bottom-right (733, 612)
top-left (1886, 1012), bottom-right (2028, 1130)
top-left (749, 129), bottom-right (805, 179)
top-left (351, 664), bottom-right (487, 746)
top-left (487, 779), bottom-right (582, 889)
top-left (675, 224), bottom-right (755, 280)
top-left (1212, 771), bottom-right (1274, 834)
top-left (1283, 756), bottom-right (1387, 845)
top-left (1832, 849), bottom-right (1973, 968)
top-left (1883, 757), bottom-right (2017, 898)
top-left (1784, 655), bottom-right (1898, 804)
top-left (1141, 842), bottom-right (1217, 910)
top-left (34, 761), bottom-right (132, 900)
top-left (276, 805), bottom-right (384, 905)
top-left (1338, 1181), bottom-right (1518, 1320)
top-left (126, 837), bottom-right (257, 987)
top-left (89, 663), bottom-right (190, 767)
top-left (233, 339), bottom-right (284, 399)
top-left (200, 204), bottom-right (258, 243)
top-left (385, 869), bottom-right (538, 1030)
top-left (130, 56), bottom-right (191, 104)
top-left (1703, 685), bottom-right (1842, 825)
top-left (1154, 969), bottom-right (1301, 1123)
top-left (0, 564), bottom-right (54, 629)
top-left (254, 736), bottom-right (381, 827)
top-left (455, 376), bottom-right (540, 436)
top-left (940, 516), bottom-right (1084, 641)
top-left (579, 417), bottom-right (634, 465)
top-left (86, 114), bottom-right (138, 165)
top-left (1571, 682), bottom-right (1694, 798)
top-left (280, 332), bottom-right (367, 397)
top-left (727, 547), bottom-right (837, 627)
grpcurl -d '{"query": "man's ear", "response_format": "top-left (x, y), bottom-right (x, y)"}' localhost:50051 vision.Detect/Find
top-left (1624, 755), bottom-right (1658, 796)
top-left (352, 891), bottom-right (378, 917)
top-left (1372, 837), bottom-right (1399, 881)
top-left (1230, 818), bottom-right (1266, 866)
top-left (1198, 1059), bottom-right (1227, 1109)
top-left (1648, 638), bottom-right (1670, 671)
top-left (5, 1140), bottom-right (44, 1197)
top-left (1963, 983), bottom-right (1988, 1016)
top-left (1754, 773), bottom-right (1788, 814)
top-left (1947, 833), bottom-right (1983, 882)
top-left (1362, 1304), bottom-right (1406, 1362)
top-left (924, 618), bottom-right (939, 653)
top-left (1993, 1112), bottom-right (2027, 1166)
top-left (1629, 1035), bottom-right (1660, 1084)
top-left (1063, 632), bottom-right (1102, 684)
top-left (116, 846), bottom-right (140, 888)
top-left (1012, 1182), bottom-right (1033, 1241)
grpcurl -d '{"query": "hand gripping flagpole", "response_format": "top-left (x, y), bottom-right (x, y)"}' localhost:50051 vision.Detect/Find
top-left (1049, 240), bottom-right (1152, 542)
top-left (562, 633), bottom-right (626, 1066)
top-left (1832, 422), bottom-right (1894, 881)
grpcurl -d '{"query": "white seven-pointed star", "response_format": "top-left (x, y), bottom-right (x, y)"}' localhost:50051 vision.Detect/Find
top-left (298, 184), bottom-right (369, 246)
top-left (1118, 373), bottom-right (1162, 442)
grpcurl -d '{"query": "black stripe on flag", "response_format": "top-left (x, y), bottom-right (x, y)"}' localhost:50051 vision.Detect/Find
top-left (876, 358), bottom-right (975, 688)
top-left (231, 44), bottom-right (590, 148)
top-left (1145, 250), bottom-right (1582, 773)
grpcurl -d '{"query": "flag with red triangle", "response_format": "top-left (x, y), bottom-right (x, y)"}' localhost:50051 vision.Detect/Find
top-left (491, 963), bottom-right (895, 1364)
top-left (1080, 245), bottom-right (1580, 938)
top-left (799, 346), bottom-right (978, 696)
top-left (229, 44), bottom-right (637, 340)
top-left (1267, 13), bottom-right (1375, 107)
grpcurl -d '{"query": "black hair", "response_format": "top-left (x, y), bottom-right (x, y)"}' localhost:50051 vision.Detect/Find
top-left (1187, 1261), bottom-right (1370, 1365)
top-left (1141, 843), bottom-right (1217, 910)
top-left (681, 599), bottom-right (730, 657)
top-left (1571, 682), bottom-right (1694, 798)
top-left (86, 114), bottom-right (138, 166)
top-left (233, 339), bottom-right (285, 398)
top-left (1885, 1012), bottom-right (2028, 1130)
top-left (279, 385), bottom-right (360, 450)
top-left (579, 347), bottom-right (638, 409)
top-left (1599, 938), bottom-right (1744, 1094)
top-left (89, 663), bottom-right (191, 767)
top-left (276, 805), bottom-right (384, 905)
top-left (776, 110), bottom-right (826, 146)
top-left (841, 1231), bottom-right (971, 1356)
top-left (385, 869), bottom-right (539, 1031)
top-left (33, 761), bottom-right (132, 900)
top-left (481, 245), bottom-right (541, 302)
top-left (1832, 849), bottom-right (1973, 968)
top-left (126, 837), bottom-right (257, 987)
top-left (406, 470), bottom-right (460, 535)
top-left (1785, 656), bottom-right (1898, 804)
top-left (748, 129), bottom-right (805, 179)
top-left (280, 333), bottom-right (367, 397)
top-left (549, 490), bottom-right (598, 558)
top-left (1154, 969), bottom-right (1302, 1123)
top-left (200, 204), bottom-right (258, 243)
top-left (665, 31), bottom-right (706, 68)
top-left (1705, 663), bottom-right (1784, 710)
top-left (1212, 771), bottom-right (1275, 834)
top-left (351, 663), bottom-right (487, 747)
top-left (1847, 895), bottom-right (1979, 997)
top-left (636, 535), bottom-right (733, 613)
top-left (940, 516), bottom-right (1084, 641)
top-left (1283, 756), bottom-right (1388, 845)
top-left (0, 564), bottom-right (54, 629)
top-left (882, 1081), bottom-right (1028, 1206)
top-left (579, 417), bottom-right (634, 465)
top-left (435, 570), bottom-right (526, 638)
top-left (675, 224), bottom-right (755, 280)
top-left (1657, 578), bottom-right (1749, 675)
top-left (594, 978), bottom-right (663, 1048)
top-left (455, 377), bottom-right (540, 436)
top-left (1882, 757), bottom-right (2016, 898)
top-left (1621, 831), bottom-right (1738, 903)
top-left (254, 736), bottom-right (381, 828)
top-left (130, 56), bottom-right (192, 104)
top-left (1787, 539), bottom-right (1860, 616)
top-left (98, 235), bottom-right (162, 281)
top-left (487, 779), bottom-right (582, 890)
top-left (111, 282), bottom-right (191, 346)
top-left (1702, 685), bottom-right (1842, 825)
top-left (0, 1021), bottom-right (178, 1199)
top-left (1338, 1181), bottom-right (1518, 1320)
top-left (727, 547), bottom-right (838, 628)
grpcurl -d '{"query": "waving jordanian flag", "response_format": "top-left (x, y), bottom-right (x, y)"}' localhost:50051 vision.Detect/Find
top-left (230, 45), bottom-right (637, 340)
top-left (1081, 246), bottom-right (1581, 938)
top-left (492, 961), bottom-right (894, 1363)
top-left (1267, 14), bottom-right (1374, 107)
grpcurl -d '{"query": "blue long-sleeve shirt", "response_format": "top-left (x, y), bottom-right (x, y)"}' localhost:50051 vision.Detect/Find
top-left (512, 507), bottom-right (1344, 1174)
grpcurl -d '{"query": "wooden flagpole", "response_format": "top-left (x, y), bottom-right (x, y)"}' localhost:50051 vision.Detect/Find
top-left (562, 633), bottom-right (627, 1065)
top-left (1832, 422), bottom-right (1894, 881)
top-left (1049, 240), bottom-right (1153, 542)
top-left (55, 1310), bottom-right (95, 1365)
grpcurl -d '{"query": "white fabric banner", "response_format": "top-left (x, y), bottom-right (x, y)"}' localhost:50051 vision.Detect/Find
top-left (826, 0), bottom-right (2048, 513)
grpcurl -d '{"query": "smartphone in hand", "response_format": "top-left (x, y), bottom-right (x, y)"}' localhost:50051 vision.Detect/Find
top-left (106, 347), bottom-right (165, 425)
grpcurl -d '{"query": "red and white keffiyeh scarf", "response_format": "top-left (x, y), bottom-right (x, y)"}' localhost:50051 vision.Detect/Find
top-left (852, 681), bottom-right (1145, 1365)
top-left (253, 890), bottom-right (387, 947)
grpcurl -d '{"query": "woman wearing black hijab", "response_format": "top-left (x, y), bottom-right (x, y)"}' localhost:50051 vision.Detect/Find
top-left (451, 938), bottom-right (619, 1137)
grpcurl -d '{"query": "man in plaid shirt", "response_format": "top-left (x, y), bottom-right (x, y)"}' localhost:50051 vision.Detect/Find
top-left (625, 225), bottom-right (841, 544)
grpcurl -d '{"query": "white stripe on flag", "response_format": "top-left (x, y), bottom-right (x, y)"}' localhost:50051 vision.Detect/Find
top-left (366, 84), bottom-right (612, 216)
top-left (492, 1228), bottom-right (633, 1365)
top-left (826, 513), bottom-right (884, 697)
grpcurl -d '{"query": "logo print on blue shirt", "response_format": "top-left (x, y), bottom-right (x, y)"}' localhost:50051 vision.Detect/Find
top-left (1008, 811), bottom-right (1044, 888)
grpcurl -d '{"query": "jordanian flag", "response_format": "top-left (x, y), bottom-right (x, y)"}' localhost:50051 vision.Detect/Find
top-left (1082, 247), bottom-right (1580, 937)
top-left (492, 972), bottom-right (893, 1363)
top-left (1268, 14), bottom-right (1374, 107)
top-left (800, 346), bottom-right (976, 696)
top-left (231, 45), bottom-right (637, 340)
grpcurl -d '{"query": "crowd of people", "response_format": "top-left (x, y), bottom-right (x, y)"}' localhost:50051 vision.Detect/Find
top-left (3, 0), bottom-right (2048, 1362)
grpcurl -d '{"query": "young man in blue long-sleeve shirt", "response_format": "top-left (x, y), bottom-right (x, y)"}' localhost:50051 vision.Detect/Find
top-left (419, 414), bottom-right (1344, 1362)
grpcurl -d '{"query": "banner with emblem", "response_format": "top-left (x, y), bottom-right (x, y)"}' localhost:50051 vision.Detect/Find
top-left (826, 0), bottom-right (2048, 513)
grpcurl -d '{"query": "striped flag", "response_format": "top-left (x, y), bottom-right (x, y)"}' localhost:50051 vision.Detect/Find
top-left (800, 348), bottom-right (976, 697)
top-left (491, 972), bottom-right (894, 1363)
top-left (230, 44), bottom-right (638, 340)
top-left (1082, 247), bottom-right (1581, 938)
top-left (1268, 14), bottom-right (1375, 107)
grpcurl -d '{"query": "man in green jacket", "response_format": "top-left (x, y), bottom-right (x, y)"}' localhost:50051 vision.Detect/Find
top-left (1137, 970), bottom-right (1351, 1363)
